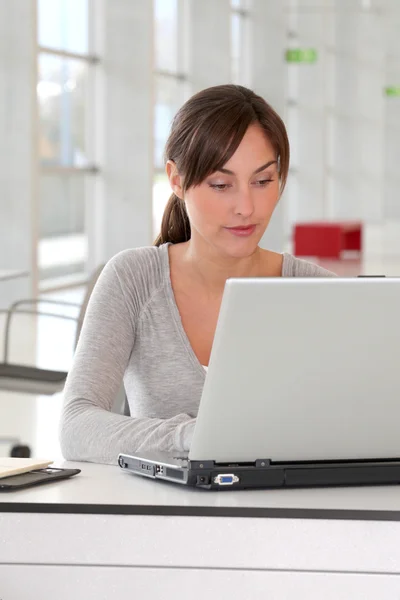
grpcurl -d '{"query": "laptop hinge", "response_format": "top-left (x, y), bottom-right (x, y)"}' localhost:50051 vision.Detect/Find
top-left (189, 459), bottom-right (271, 469)
top-left (255, 459), bottom-right (271, 468)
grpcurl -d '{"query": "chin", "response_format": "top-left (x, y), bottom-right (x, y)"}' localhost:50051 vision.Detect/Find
top-left (219, 239), bottom-right (260, 260)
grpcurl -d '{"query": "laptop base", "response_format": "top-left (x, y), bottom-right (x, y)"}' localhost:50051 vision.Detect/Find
top-left (119, 453), bottom-right (400, 491)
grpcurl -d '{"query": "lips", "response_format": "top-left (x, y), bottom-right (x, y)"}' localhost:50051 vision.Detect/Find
top-left (225, 225), bottom-right (257, 237)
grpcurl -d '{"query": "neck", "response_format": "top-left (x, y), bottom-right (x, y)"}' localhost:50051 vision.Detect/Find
top-left (181, 237), bottom-right (264, 296)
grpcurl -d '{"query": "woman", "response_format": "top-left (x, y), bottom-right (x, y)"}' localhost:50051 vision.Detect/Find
top-left (60, 84), bottom-right (335, 464)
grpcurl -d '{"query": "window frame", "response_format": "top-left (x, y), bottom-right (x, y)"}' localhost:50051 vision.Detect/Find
top-left (36, 0), bottom-right (99, 290)
top-left (152, 0), bottom-right (190, 239)
top-left (231, 0), bottom-right (252, 86)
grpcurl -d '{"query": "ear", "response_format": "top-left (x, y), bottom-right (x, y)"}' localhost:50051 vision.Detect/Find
top-left (166, 160), bottom-right (184, 200)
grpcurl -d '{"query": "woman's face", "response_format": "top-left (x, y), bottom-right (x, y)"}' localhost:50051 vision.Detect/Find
top-left (182, 124), bottom-right (280, 258)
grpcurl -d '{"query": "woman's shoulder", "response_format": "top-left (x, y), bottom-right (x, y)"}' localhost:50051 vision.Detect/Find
top-left (104, 243), bottom-right (170, 297)
top-left (282, 253), bottom-right (337, 278)
top-left (109, 243), bottom-right (166, 270)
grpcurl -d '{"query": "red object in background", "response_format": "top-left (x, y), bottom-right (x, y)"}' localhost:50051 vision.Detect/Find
top-left (294, 222), bottom-right (362, 259)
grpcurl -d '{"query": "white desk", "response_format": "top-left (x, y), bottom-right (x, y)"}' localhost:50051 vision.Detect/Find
top-left (2, 461), bottom-right (400, 599)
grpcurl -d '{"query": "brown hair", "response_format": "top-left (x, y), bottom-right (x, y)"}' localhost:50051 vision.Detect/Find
top-left (154, 84), bottom-right (290, 247)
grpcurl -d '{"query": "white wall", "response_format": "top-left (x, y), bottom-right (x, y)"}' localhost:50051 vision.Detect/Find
top-left (251, 0), bottom-right (287, 252)
top-left (0, 0), bottom-right (35, 299)
top-left (331, 0), bottom-right (385, 223)
top-left (99, 0), bottom-right (154, 262)
top-left (383, 0), bottom-right (400, 222)
top-left (188, 0), bottom-right (231, 94)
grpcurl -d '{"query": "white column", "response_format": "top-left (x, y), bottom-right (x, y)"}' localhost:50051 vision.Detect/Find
top-left (376, 0), bottom-right (400, 256)
top-left (188, 0), bottom-right (231, 94)
top-left (331, 0), bottom-right (385, 225)
top-left (0, 0), bottom-right (35, 297)
top-left (251, 0), bottom-right (288, 251)
top-left (0, 0), bottom-right (37, 455)
top-left (250, 0), bottom-right (287, 115)
top-left (288, 0), bottom-right (335, 225)
top-left (100, 0), bottom-right (154, 261)
top-left (383, 1), bottom-right (400, 217)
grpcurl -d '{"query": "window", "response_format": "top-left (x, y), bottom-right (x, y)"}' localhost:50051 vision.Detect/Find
top-left (231, 0), bottom-right (251, 85)
top-left (38, 0), bottom-right (89, 55)
top-left (153, 0), bottom-right (189, 240)
top-left (154, 0), bottom-right (179, 74)
top-left (38, 54), bottom-right (89, 168)
top-left (154, 73), bottom-right (187, 170)
top-left (37, 0), bottom-right (98, 286)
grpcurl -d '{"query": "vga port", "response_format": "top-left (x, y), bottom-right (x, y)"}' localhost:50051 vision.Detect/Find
top-left (213, 474), bottom-right (240, 486)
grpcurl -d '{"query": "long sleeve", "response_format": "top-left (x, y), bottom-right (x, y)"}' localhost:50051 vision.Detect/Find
top-left (59, 254), bottom-right (196, 465)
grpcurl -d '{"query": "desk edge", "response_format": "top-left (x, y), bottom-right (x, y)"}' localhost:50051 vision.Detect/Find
top-left (1, 503), bottom-right (400, 521)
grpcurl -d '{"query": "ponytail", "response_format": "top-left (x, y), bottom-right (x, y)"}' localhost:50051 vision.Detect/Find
top-left (154, 193), bottom-right (191, 246)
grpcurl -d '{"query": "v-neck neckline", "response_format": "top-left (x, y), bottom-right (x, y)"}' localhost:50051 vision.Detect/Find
top-left (161, 243), bottom-right (207, 377)
top-left (160, 243), bottom-right (289, 377)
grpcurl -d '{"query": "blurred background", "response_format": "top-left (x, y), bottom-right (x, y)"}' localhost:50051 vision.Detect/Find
top-left (0, 0), bottom-right (399, 458)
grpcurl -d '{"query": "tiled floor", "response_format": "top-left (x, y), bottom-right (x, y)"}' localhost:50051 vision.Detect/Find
top-left (1, 249), bottom-right (400, 460)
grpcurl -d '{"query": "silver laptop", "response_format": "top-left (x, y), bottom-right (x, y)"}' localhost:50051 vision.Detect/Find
top-left (119, 277), bottom-right (400, 490)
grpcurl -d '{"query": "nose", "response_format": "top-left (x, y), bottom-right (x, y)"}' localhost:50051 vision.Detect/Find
top-left (234, 187), bottom-right (255, 218)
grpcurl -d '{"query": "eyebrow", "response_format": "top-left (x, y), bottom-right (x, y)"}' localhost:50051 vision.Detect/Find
top-left (217, 160), bottom-right (278, 176)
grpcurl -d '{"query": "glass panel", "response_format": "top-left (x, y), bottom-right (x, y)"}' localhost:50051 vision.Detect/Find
top-left (38, 53), bottom-right (89, 167)
top-left (154, 75), bottom-right (186, 169)
top-left (38, 0), bottom-right (89, 55)
top-left (38, 174), bottom-right (88, 281)
top-left (153, 173), bottom-right (172, 241)
top-left (154, 0), bottom-right (179, 72)
top-left (231, 12), bottom-right (242, 84)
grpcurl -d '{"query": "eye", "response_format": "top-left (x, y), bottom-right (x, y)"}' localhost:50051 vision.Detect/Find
top-left (253, 179), bottom-right (274, 187)
top-left (208, 183), bottom-right (232, 191)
